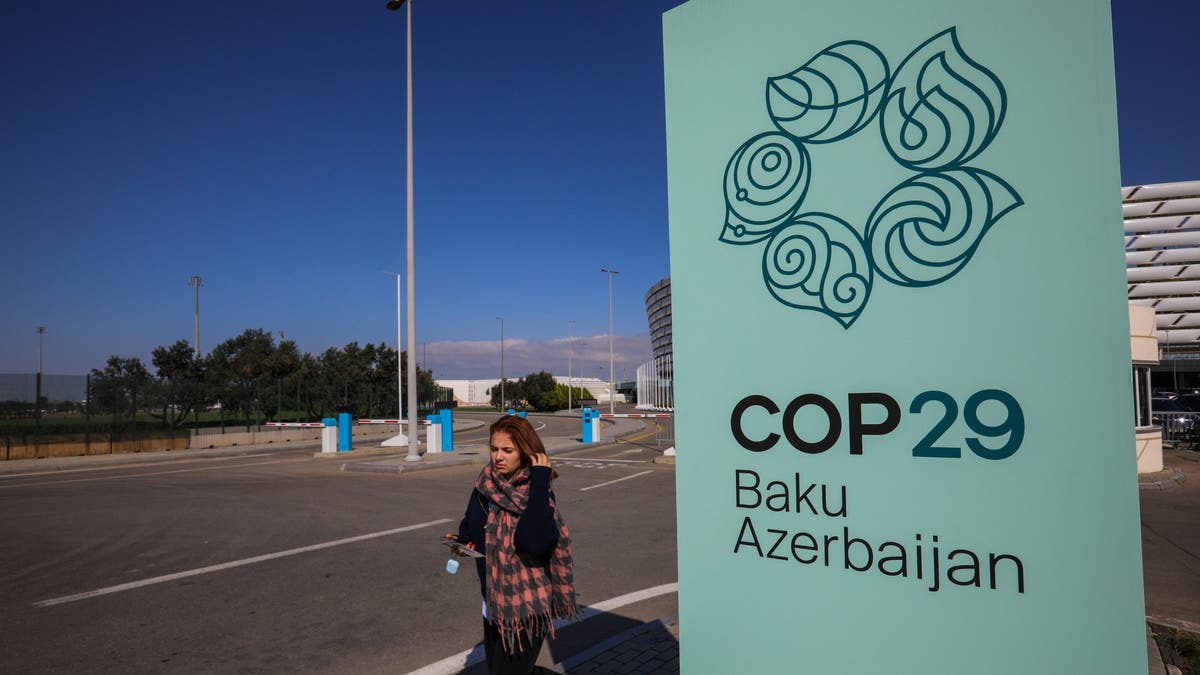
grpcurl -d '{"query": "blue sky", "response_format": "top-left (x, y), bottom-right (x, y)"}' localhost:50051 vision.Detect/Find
top-left (2, 0), bottom-right (1197, 379)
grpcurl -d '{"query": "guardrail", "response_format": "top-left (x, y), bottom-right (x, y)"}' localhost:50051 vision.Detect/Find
top-left (1151, 410), bottom-right (1200, 448)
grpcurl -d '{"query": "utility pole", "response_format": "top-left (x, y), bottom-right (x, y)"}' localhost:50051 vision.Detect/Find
top-left (601, 268), bottom-right (619, 414)
top-left (386, 0), bottom-right (420, 462)
top-left (496, 317), bottom-right (505, 409)
top-left (568, 319), bottom-right (575, 411)
top-left (188, 276), bottom-right (203, 358)
top-left (35, 326), bottom-right (45, 449)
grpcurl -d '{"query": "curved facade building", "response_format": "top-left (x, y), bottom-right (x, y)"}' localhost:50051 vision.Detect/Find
top-left (645, 277), bottom-right (673, 361)
top-left (1125, 179), bottom-right (1200, 391)
top-left (638, 277), bottom-right (674, 410)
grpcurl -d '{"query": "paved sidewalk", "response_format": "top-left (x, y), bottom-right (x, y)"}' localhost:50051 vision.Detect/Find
top-left (556, 617), bottom-right (680, 674)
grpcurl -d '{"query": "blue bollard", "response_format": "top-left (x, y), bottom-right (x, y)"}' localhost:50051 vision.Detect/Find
top-left (337, 413), bottom-right (352, 452)
top-left (582, 407), bottom-right (594, 443)
top-left (440, 408), bottom-right (453, 451)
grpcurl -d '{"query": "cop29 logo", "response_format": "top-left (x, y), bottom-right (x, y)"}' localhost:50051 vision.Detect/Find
top-left (720, 28), bottom-right (1022, 328)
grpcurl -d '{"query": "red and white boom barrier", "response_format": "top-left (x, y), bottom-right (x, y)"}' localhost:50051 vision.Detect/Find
top-left (265, 422), bottom-right (326, 428)
top-left (597, 412), bottom-right (676, 457)
top-left (357, 418), bottom-right (431, 425)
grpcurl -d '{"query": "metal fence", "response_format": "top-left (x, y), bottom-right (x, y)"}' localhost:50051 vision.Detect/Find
top-left (0, 373), bottom-right (88, 403)
top-left (1152, 410), bottom-right (1200, 448)
top-left (652, 414), bottom-right (675, 449)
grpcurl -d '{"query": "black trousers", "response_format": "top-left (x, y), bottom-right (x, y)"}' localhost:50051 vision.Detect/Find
top-left (482, 619), bottom-right (548, 675)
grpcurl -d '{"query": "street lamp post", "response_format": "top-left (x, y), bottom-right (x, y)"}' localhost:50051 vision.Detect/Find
top-left (35, 326), bottom-right (45, 447)
top-left (601, 268), bottom-right (619, 414)
top-left (188, 276), bottom-right (202, 358)
top-left (496, 317), bottom-right (505, 409)
top-left (387, 0), bottom-right (420, 462)
top-left (568, 319), bottom-right (575, 411)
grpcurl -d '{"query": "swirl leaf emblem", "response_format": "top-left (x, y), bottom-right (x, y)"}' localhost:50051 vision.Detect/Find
top-left (718, 27), bottom-right (1020, 328)
top-left (763, 214), bottom-right (872, 328)
top-left (866, 170), bottom-right (1022, 287)
top-left (766, 41), bottom-right (890, 144)
top-left (721, 132), bottom-right (811, 245)
top-left (880, 28), bottom-right (1006, 171)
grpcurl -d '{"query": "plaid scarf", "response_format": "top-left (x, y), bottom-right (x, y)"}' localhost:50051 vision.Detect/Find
top-left (475, 463), bottom-right (578, 652)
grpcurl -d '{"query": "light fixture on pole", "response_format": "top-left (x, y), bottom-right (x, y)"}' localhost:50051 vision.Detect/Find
top-left (601, 268), bottom-right (619, 414)
top-left (568, 319), bottom-right (575, 411)
top-left (188, 276), bottom-right (202, 358)
top-left (496, 316), bottom-right (505, 409)
top-left (387, 0), bottom-right (420, 462)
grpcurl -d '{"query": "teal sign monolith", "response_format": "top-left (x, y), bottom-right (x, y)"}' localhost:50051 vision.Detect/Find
top-left (664, 0), bottom-right (1144, 672)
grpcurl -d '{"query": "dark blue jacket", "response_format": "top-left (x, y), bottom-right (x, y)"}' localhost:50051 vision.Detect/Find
top-left (457, 466), bottom-right (559, 598)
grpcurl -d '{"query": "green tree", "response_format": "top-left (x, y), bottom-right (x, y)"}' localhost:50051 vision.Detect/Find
top-left (258, 338), bottom-right (301, 421)
top-left (487, 371), bottom-right (580, 411)
top-left (206, 329), bottom-right (276, 427)
top-left (489, 378), bottom-right (521, 409)
top-left (524, 371), bottom-right (557, 410)
top-left (150, 340), bottom-right (203, 431)
top-left (90, 355), bottom-right (153, 437)
top-left (536, 383), bottom-right (595, 412)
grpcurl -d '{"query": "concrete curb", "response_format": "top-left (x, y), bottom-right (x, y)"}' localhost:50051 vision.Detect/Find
top-left (555, 615), bottom-right (679, 674)
top-left (0, 441), bottom-right (326, 474)
top-left (339, 417), bottom-right (649, 476)
top-left (1140, 467), bottom-right (1185, 491)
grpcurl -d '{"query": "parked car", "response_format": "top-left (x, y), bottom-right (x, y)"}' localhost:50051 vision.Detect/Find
top-left (1177, 394), bottom-right (1200, 412)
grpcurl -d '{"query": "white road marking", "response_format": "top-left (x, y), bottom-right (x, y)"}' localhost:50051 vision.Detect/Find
top-left (0, 453), bottom-right (276, 480)
top-left (579, 470), bottom-right (653, 491)
top-left (0, 458), bottom-right (304, 490)
top-left (33, 518), bottom-right (454, 608)
top-left (560, 462), bottom-right (640, 470)
top-left (554, 457), bottom-right (645, 464)
top-left (405, 583), bottom-right (679, 675)
top-left (609, 449), bottom-right (642, 457)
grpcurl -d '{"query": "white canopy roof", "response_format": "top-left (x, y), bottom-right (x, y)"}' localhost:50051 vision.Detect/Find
top-left (1125, 180), bottom-right (1200, 345)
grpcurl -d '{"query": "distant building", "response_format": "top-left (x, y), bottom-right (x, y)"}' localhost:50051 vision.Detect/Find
top-left (637, 277), bottom-right (673, 410)
top-left (645, 277), bottom-right (673, 362)
top-left (435, 376), bottom-right (621, 407)
top-left (1124, 179), bottom-right (1200, 390)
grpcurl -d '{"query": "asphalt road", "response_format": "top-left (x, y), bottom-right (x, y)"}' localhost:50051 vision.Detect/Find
top-left (1141, 448), bottom-right (1200, 633)
top-left (0, 413), bottom-right (678, 674)
top-left (5, 413), bottom-right (1196, 672)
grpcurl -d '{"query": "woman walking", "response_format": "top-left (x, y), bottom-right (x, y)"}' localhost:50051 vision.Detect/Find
top-left (453, 415), bottom-right (578, 674)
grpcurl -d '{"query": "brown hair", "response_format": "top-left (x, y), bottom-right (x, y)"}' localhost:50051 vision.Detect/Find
top-left (489, 415), bottom-right (546, 469)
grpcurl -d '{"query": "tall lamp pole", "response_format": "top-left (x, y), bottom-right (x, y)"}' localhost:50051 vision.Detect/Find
top-left (35, 326), bottom-right (45, 444)
top-left (568, 319), bottom-right (575, 411)
top-left (188, 276), bottom-right (202, 358)
top-left (601, 268), bottom-right (619, 414)
top-left (387, 0), bottom-right (420, 462)
top-left (496, 317), bottom-right (505, 409)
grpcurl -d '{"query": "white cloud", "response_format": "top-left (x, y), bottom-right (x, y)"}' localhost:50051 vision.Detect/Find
top-left (420, 333), bottom-right (652, 380)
